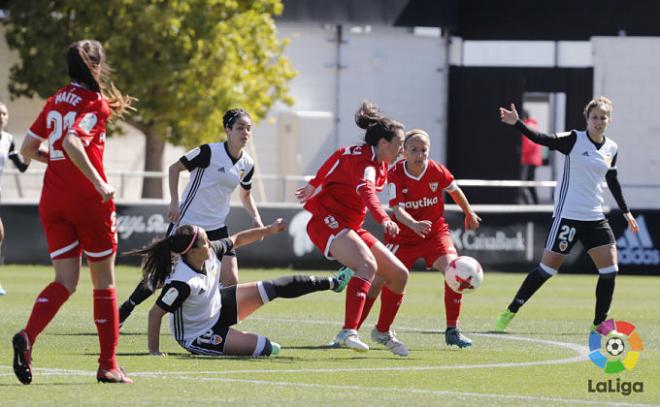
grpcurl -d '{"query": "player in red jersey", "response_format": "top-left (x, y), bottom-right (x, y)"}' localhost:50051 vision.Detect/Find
top-left (356, 129), bottom-right (481, 348)
top-left (14, 40), bottom-right (134, 385)
top-left (296, 101), bottom-right (409, 355)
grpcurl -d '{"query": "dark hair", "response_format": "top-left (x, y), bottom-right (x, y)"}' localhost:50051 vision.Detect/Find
top-left (124, 225), bottom-right (202, 289)
top-left (354, 100), bottom-right (404, 146)
top-left (66, 40), bottom-right (134, 119)
top-left (223, 109), bottom-right (251, 130)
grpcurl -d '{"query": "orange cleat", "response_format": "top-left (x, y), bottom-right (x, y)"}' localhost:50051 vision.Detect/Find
top-left (97, 366), bottom-right (133, 384)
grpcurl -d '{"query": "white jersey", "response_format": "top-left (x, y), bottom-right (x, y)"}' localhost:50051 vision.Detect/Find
top-left (554, 131), bottom-right (618, 221)
top-left (156, 239), bottom-right (233, 345)
top-left (178, 142), bottom-right (254, 231)
top-left (0, 131), bottom-right (16, 178)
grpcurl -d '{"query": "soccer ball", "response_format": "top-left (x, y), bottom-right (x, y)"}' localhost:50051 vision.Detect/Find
top-left (445, 256), bottom-right (483, 294)
top-left (605, 336), bottom-right (625, 357)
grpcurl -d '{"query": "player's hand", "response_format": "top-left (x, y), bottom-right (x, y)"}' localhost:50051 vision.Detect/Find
top-left (167, 202), bottom-right (180, 223)
top-left (268, 218), bottom-right (288, 234)
top-left (410, 220), bottom-right (432, 238)
top-left (465, 212), bottom-right (481, 230)
top-left (383, 219), bottom-right (400, 237)
top-left (295, 184), bottom-right (316, 204)
top-left (623, 212), bottom-right (639, 233)
top-left (95, 180), bottom-right (115, 203)
top-left (499, 103), bottom-right (519, 125)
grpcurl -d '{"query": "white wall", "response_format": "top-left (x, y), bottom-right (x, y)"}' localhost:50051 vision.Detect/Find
top-left (592, 37), bottom-right (660, 208)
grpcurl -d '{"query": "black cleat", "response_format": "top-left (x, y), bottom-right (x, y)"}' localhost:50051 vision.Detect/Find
top-left (12, 330), bottom-right (33, 385)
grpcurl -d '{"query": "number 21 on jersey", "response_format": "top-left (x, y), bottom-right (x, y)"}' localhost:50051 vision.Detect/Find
top-left (47, 110), bottom-right (77, 161)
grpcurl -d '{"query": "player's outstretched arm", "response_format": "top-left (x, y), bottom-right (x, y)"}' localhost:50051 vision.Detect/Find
top-left (448, 187), bottom-right (481, 230)
top-left (499, 103), bottom-right (519, 125)
top-left (147, 304), bottom-right (168, 356)
top-left (230, 218), bottom-right (287, 249)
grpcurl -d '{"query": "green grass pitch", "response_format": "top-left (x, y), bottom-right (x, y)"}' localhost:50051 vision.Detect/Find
top-left (1, 265), bottom-right (658, 406)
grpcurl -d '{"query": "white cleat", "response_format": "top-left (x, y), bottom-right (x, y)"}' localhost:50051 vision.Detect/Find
top-left (332, 329), bottom-right (369, 352)
top-left (371, 327), bottom-right (409, 356)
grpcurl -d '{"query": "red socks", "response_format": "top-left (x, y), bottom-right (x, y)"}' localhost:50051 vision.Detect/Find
top-left (24, 282), bottom-right (70, 344)
top-left (356, 295), bottom-right (377, 330)
top-left (343, 277), bottom-right (371, 330)
top-left (376, 286), bottom-right (404, 333)
top-left (94, 288), bottom-right (119, 371)
top-left (444, 281), bottom-right (462, 327)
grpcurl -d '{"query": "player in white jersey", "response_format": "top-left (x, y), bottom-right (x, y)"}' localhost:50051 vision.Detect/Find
top-left (0, 102), bottom-right (30, 295)
top-left (494, 97), bottom-right (640, 333)
top-left (125, 220), bottom-right (353, 356)
top-left (118, 109), bottom-right (262, 323)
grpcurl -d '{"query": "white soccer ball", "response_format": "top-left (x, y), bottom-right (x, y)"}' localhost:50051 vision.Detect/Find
top-left (445, 256), bottom-right (484, 294)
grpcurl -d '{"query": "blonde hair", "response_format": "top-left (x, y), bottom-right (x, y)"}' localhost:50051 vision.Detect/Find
top-left (583, 96), bottom-right (613, 120)
top-left (404, 129), bottom-right (430, 147)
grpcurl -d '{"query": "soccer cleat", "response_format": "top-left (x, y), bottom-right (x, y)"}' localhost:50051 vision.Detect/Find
top-left (97, 366), bottom-right (133, 384)
top-left (0, 283), bottom-right (6, 296)
top-left (371, 327), bottom-right (409, 356)
top-left (270, 341), bottom-right (281, 356)
top-left (494, 309), bottom-right (516, 332)
top-left (332, 267), bottom-right (355, 293)
top-left (12, 330), bottom-right (33, 385)
top-left (445, 327), bottom-right (472, 348)
top-left (332, 329), bottom-right (369, 352)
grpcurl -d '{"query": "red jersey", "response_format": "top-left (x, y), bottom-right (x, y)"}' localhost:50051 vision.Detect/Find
top-left (387, 160), bottom-right (455, 244)
top-left (304, 144), bottom-right (388, 230)
top-left (28, 83), bottom-right (111, 203)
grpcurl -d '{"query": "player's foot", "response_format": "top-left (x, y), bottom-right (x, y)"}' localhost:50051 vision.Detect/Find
top-left (445, 327), bottom-right (472, 348)
top-left (12, 330), bottom-right (32, 385)
top-left (97, 366), bottom-right (133, 384)
top-left (332, 329), bottom-right (369, 352)
top-left (494, 309), bottom-right (516, 332)
top-left (0, 284), bottom-right (6, 296)
top-left (270, 341), bottom-right (281, 356)
top-left (332, 267), bottom-right (354, 293)
top-left (371, 327), bottom-right (409, 356)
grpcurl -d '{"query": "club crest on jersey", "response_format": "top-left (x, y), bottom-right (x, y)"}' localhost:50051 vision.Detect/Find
top-left (324, 215), bottom-right (339, 229)
top-left (559, 240), bottom-right (569, 252)
top-left (239, 170), bottom-right (244, 179)
top-left (429, 182), bottom-right (439, 192)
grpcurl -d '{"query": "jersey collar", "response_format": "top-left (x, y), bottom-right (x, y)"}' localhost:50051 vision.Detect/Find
top-left (224, 141), bottom-right (242, 164)
top-left (403, 160), bottom-right (428, 181)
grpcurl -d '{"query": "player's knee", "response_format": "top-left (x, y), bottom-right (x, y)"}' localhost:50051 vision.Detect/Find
top-left (598, 264), bottom-right (618, 278)
top-left (356, 257), bottom-right (378, 279)
top-left (538, 263), bottom-right (558, 278)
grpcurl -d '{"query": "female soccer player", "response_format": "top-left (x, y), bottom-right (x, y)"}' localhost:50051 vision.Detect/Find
top-left (15, 40), bottom-right (134, 384)
top-left (495, 97), bottom-right (639, 332)
top-left (118, 109), bottom-right (263, 324)
top-left (1, 101), bottom-right (30, 295)
top-left (296, 101), bottom-right (409, 355)
top-left (133, 220), bottom-right (352, 356)
top-left (356, 129), bottom-right (481, 348)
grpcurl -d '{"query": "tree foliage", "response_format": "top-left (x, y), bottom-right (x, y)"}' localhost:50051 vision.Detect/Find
top-left (3, 0), bottom-right (295, 195)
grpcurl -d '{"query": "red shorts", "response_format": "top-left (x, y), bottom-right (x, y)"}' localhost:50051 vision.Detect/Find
top-left (306, 213), bottom-right (378, 260)
top-left (39, 198), bottom-right (117, 262)
top-left (385, 226), bottom-right (457, 269)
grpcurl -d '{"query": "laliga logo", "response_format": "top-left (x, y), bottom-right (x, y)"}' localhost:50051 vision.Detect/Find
top-left (589, 319), bottom-right (643, 374)
top-left (587, 320), bottom-right (645, 396)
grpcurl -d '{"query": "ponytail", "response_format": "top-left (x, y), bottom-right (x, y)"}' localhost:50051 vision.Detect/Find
top-left (124, 225), bottom-right (201, 289)
top-left (354, 100), bottom-right (404, 146)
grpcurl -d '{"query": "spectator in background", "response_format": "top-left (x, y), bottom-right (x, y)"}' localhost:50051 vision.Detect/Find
top-left (519, 109), bottom-right (542, 204)
top-left (0, 101), bottom-right (30, 295)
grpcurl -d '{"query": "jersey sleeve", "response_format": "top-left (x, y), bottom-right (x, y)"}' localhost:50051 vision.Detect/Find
top-left (27, 101), bottom-right (52, 140)
top-left (180, 144), bottom-right (211, 171)
top-left (211, 238), bottom-right (235, 260)
top-left (356, 163), bottom-right (390, 223)
top-left (437, 164), bottom-right (456, 190)
top-left (605, 153), bottom-right (629, 213)
top-left (155, 281), bottom-right (191, 313)
top-left (308, 148), bottom-right (344, 188)
top-left (69, 100), bottom-right (103, 146)
top-left (514, 120), bottom-right (576, 155)
top-left (387, 170), bottom-right (404, 208)
top-left (240, 165), bottom-right (255, 190)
